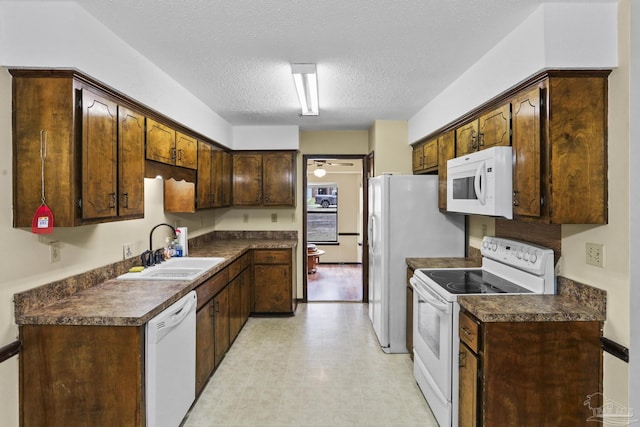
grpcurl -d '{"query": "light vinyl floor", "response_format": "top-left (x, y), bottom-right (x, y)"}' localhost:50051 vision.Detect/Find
top-left (183, 303), bottom-right (438, 427)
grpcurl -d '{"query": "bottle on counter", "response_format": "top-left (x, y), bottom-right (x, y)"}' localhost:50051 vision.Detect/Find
top-left (164, 236), bottom-right (172, 260)
top-left (173, 230), bottom-right (183, 257)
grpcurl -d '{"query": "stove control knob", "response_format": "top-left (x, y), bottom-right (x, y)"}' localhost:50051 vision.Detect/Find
top-left (523, 251), bottom-right (529, 261)
top-left (530, 252), bottom-right (538, 263)
top-left (516, 250), bottom-right (523, 259)
top-left (492, 242), bottom-right (498, 251)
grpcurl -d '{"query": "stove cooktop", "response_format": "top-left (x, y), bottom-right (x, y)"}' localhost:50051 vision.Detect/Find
top-left (416, 268), bottom-right (533, 295)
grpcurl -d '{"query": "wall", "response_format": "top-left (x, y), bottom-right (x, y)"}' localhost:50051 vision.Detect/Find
top-left (0, 1), bottom-right (233, 147)
top-left (232, 125), bottom-right (299, 150)
top-left (368, 120), bottom-right (412, 175)
top-left (411, 1), bottom-right (628, 412)
top-left (408, 2), bottom-right (618, 143)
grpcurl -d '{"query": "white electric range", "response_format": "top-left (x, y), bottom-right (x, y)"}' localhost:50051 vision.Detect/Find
top-left (409, 236), bottom-right (555, 427)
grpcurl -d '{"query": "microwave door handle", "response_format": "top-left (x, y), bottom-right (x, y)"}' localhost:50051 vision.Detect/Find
top-left (474, 162), bottom-right (486, 205)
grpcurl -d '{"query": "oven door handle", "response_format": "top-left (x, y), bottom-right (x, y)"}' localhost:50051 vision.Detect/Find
top-left (410, 278), bottom-right (450, 313)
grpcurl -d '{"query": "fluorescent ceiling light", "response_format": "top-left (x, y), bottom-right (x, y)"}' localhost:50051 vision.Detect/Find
top-left (291, 63), bottom-right (319, 116)
top-left (313, 167), bottom-right (326, 178)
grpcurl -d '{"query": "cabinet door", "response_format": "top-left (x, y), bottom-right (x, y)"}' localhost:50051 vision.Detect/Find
top-left (82, 90), bottom-right (118, 219)
top-left (456, 120), bottom-right (479, 156)
top-left (228, 275), bottom-right (243, 343)
top-left (412, 144), bottom-right (424, 172)
top-left (240, 267), bottom-right (252, 323)
top-left (221, 151), bottom-right (232, 206)
top-left (459, 343), bottom-right (478, 427)
top-left (197, 141), bottom-right (213, 209)
top-left (211, 150), bottom-right (224, 207)
top-left (254, 264), bottom-right (292, 313)
top-left (118, 107), bottom-right (145, 217)
top-left (422, 139), bottom-right (438, 170)
top-left (263, 152), bottom-right (295, 206)
top-left (214, 287), bottom-right (230, 367)
top-left (232, 153), bottom-right (263, 206)
top-left (195, 301), bottom-right (215, 395)
top-left (512, 88), bottom-right (542, 217)
top-left (478, 103), bottom-right (511, 150)
top-left (175, 131), bottom-right (198, 169)
top-left (438, 131), bottom-right (455, 210)
top-left (146, 118), bottom-right (176, 164)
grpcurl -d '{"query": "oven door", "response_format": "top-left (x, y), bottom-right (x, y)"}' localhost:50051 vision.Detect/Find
top-left (410, 276), bottom-right (454, 427)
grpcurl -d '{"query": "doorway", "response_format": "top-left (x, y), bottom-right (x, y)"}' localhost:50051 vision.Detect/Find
top-left (302, 154), bottom-right (369, 302)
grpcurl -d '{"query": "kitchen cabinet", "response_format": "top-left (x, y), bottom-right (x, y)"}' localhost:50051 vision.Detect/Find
top-left (20, 324), bottom-right (145, 426)
top-left (213, 286), bottom-right (230, 367)
top-left (228, 253), bottom-right (251, 342)
top-left (437, 130), bottom-right (455, 210)
top-left (146, 118), bottom-right (198, 170)
top-left (11, 71), bottom-right (145, 227)
top-left (232, 151), bottom-right (296, 207)
top-left (253, 249), bottom-right (295, 314)
top-left (458, 309), bottom-right (602, 427)
top-left (197, 141), bottom-right (231, 209)
top-left (456, 104), bottom-right (510, 157)
top-left (195, 269), bottom-right (229, 395)
top-left (512, 75), bottom-right (608, 224)
top-left (412, 137), bottom-right (438, 174)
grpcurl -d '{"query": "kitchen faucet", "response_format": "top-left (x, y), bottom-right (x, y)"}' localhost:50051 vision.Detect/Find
top-left (149, 223), bottom-right (176, 252)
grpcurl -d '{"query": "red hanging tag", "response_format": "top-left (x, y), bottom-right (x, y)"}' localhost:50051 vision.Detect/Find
top-left (32, 203), bottom-right (54, 234)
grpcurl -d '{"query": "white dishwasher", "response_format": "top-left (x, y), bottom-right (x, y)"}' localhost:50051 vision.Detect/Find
top-left (146, 291), bottom-right (197, 427)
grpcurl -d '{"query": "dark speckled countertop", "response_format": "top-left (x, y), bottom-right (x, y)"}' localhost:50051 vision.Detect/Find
top-left (15, 238), bottom-right (296, 327)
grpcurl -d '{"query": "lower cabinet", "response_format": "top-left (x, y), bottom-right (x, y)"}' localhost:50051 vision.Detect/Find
top-left (458, 309), bottom-right (602, 427)
top-left (20, 324), bottom-right (145, 426)
top-left (213, 287), bottom-right (230, 367)
top-left (253, 249), bottom-right (295, 314)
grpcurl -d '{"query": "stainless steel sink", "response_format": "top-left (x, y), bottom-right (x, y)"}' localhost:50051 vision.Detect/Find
top-left (117, 257), bottom-right (225, 281)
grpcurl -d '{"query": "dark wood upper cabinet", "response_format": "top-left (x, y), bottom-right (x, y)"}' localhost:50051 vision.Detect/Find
top-left (146, 119), bottom-right (198, 170)
top-left (478, 103), bottom-right (511, 150)
top-left (232, 151), bottom-right (296, 207)
top-left (175, 131), bottom-right (198, 169)
top-left (455, 120), bottom-right (479, 156)
top-left (11, 71), bottom-right (146, 227)
top-left (437, 131), bottom-right (455, 210)
top-left (196, 141), bottom-right (213, 209)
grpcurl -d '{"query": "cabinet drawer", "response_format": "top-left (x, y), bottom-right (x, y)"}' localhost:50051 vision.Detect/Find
top-left (459, 311), bottom-right (480, 352)
top-left (196, 269), bottom-right (229, 309)
top-left (228, 252), bottom-right (251, 279)
top-left (253, 249), bottom-right (290, 264)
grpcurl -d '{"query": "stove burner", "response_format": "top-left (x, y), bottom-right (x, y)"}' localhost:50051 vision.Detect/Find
top-left (418, 269), bottom-right (533, 295)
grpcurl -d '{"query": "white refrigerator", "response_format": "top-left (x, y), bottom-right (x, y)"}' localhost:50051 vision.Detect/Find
top-left (368, 174), bottom-right (465, 353)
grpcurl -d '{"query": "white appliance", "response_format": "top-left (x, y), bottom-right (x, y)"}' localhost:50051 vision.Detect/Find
top-left (146, 291), bottom-right (197, 427)
top-left (447, 146), bottom-right (513, 219)
top-left (410, 237), bottom-right (555, 427)
top-left (367, 174), bottom-right (465, 353)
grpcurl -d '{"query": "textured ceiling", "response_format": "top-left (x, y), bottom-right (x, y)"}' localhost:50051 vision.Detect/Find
top-left (69, 0), bottom-right (598, 131)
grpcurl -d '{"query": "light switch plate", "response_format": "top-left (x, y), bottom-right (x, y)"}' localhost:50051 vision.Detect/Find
top-left (49, 241), bottom-right (61, 263)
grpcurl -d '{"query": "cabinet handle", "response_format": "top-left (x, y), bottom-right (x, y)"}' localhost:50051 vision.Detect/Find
top-left (177, 149), bottom-right (183, 161)
top-left (513, 190), bottom-right (520, 207)
top-left (264, 194), bottom-right (270, 202)
top-left (471, 131), bottom-right (478, 149)
top-left (109, 193), bottom-right (117, 209)
top-left (461, 327), bottom-right (473, 337)
top-left (478, 132), bottom-right (484, 147)
top-left (216, 300), bottom-right (220, 313)
top-left (122, 192), bottom-right (129, 209)
top-left (171, 148), bottom-right (177, 161)
top-left (459, 351), bottom-right (467, 368)
top-left (255, 193), bottom-right (261, 202)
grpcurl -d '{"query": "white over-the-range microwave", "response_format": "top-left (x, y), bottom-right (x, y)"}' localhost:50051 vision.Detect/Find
top-left (446, 146), bottom-right (513, 219)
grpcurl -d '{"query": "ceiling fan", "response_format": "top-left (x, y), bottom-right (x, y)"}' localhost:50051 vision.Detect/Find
top-left (308, 159), bottom-right (354, 167)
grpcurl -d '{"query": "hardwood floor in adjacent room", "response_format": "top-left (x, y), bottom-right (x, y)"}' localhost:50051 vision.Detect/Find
top-left (307, 263), bottom-right (363, 302)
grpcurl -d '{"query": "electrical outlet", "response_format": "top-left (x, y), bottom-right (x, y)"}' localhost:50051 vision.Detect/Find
top-left (586, 243), bottom-right (604, 267)
top-left (271, 213), bottom-right (278, 223)
top-left (49, 241), bottom-right (61, 263)
top-left (123, 243), bottom-right (134, 259)
top-left (242, 213), bottom-right (249, 223)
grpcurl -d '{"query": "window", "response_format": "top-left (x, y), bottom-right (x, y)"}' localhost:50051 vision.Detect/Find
top-left (307, 183), bottom-right (338, 243)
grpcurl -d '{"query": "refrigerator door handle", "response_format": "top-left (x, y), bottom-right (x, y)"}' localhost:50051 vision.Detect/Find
top-left (369, 216), bottom-right (375, 252)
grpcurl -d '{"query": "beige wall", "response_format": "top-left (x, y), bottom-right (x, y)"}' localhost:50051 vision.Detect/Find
top-left (464, 1), bottom-right (631, 408)
top-left (368, 120), bottom-right (412, 175)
